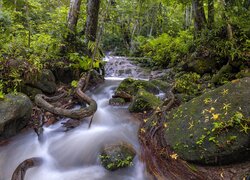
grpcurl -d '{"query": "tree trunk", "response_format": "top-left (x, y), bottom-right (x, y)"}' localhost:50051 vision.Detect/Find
top-left (184, 5), bottom-right (192, 29)
top-left (192, 0), bottom-right (207, 37)
top-left (220, 0), bottom-right (233, 40)
top-left (85, 0), bottom-right (101, 42)
top-left (67, 0), bottom-right (82, 35)
top-left (208, 0), bottom-right (214, 29)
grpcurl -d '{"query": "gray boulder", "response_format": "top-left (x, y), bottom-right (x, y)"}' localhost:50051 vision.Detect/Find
top-left (164, 78), bottom-right (250, 165)
top-left (26, 69), bottom-right (56, 94)
top-left (99, 142), bottom-right (136, 171)
top-left (0, 93), bottom-right (32, 138)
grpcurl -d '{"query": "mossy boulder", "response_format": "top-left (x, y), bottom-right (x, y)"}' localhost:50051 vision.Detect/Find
top-left (109, 98), bottom-right (126, 106)
top-left (212, 64), bottom-right (234, 85)
top-left (187, 58), bottom-right (217, 75)
top-left (26, 69), bottom-right (56, 94)
top-left (164, 78), bottom-right (250, 165)
top-left (21, 85), bottom-right (43, 100)
top-left (99, 142), bottom-right (136, 171)
top-left (0, 93), bottom-right (32, 139)
top-left (150, 79), bottom-right (170, 93)
top-left (115, 78), bottom-right (159, 96)
top-left (129, 90), bottom-right (161, 113)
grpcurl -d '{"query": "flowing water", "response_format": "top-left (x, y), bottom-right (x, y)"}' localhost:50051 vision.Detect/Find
top-left (0, 57), bottom-right (150, 180)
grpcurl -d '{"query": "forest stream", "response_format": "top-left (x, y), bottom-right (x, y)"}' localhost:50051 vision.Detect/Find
top-left (0, 56), bottom-right (152, 180)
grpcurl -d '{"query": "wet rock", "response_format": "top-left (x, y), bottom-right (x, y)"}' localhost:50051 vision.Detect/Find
top-left (150, 79), bottom-right (170, 93)
top-left (129, 90), bottom-right (161, 113)
top-left (164, 77), bottom-right (250, 165)
top-left (115, 78), bottom-right (159, 96)
top-left (113, 91), bottom-right (132, 102)
top-left (109, 98), bottom-right (126, 106)
top-left (26, 69), bottom-right (56, 94)
top-left (187, 58), bottom-right (217, 75)
top-left (0, 93), bottom-right (32, 138)
top-left (99, 142), bottom-right (136, 171)
top-left (21, 85), bottom-right (43, 100)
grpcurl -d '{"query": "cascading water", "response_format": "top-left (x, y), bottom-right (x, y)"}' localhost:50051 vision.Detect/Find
top-left (0, 57), bottom-right (150, 180)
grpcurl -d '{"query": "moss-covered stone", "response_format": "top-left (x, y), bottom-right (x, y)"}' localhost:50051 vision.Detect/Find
top-left (164, 78), bottom-right (250, 165)
top-left (0, 93), bottom-right (32, 139)
top-left (115, 78), bottom-right (159, 96)
top-left (99, 142), bottom-right (136, 171)
top-left (109, 98), bottom-right (126, 106)
top-left (21, 85), bottom-right (42, 100)
top-left (26, 69), bottom-right (56, 94)
top-left (212, 63), bottom-right (234, 85)
top-left (187, 58), bottom-right (217, 75)
top-left (129, 89), bottom-right (161, 113)
top-left (150, 79), bottom-right (170, 93)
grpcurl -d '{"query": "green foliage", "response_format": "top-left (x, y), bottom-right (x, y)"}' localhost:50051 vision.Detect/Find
top-left (99, 154), bottom-right (133, 170)
top-left (175, 72), bottom-right (201, 95)
top-left (139, 31), bottom-right (193, 68)
top-left (0, 81), bottom-right (5, 99)
top-left (71, 80), bottom-right (78, 88)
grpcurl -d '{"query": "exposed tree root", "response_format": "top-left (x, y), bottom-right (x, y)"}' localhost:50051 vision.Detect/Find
top-left (11, 157), bottom-right (42, 180)
top-left (35, 73), bottom-right (97, 120)
top-left (139, 87), bottom-right (206, 179)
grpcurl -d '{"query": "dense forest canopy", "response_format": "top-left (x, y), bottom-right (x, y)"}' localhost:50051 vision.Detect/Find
top-left (0, 0), bottom-right (249, 95)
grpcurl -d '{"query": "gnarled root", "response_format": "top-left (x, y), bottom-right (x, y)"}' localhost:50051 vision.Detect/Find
top-left (139, 87), bottom-right (205, 179)
top-left (11, 157), bottom-right (42, 180)
top-left (35, 73), bottom-right (97, 120)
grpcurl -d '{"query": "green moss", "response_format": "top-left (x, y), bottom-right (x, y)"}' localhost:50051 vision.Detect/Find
top-left (116, 78), bottom-right (159, 96)
top-left (99, 143), bottom-right (136, 171)
top-left (109, 98), bottom-right (126, 106)
top-left (129, 89), bottom-right (161, 113)
top-left (150, 79), bottom-right (170, 93)
top-left (164, 78), bottom-right (250, 164)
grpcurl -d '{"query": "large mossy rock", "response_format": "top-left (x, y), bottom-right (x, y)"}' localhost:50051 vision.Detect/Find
top-left (187, 58), bottom-right (217, 75)
top-left (164, 78), bottom-right (250, 165)
top-left (115, 78), bottom-right (159, 96)
top-left (26, 69), bottom-right (56, 94)
top-left (129, 90), bottom-right (161, 113)
top-left (99, 142), bottom-right (136, 171)
top-left (0, 93), bottom-right (32, 138)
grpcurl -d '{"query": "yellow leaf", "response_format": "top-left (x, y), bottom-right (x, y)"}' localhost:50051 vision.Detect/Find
top-left (212, 113), bottom-right (220, 120)
top-left (170, 153), bottom-right (178, 160)
top-left (163, 123), bottom-right (168, 128)
top-left (140, 128), bottom-right (146, 133)
top-left (221, 89), bottom-right (229, 96)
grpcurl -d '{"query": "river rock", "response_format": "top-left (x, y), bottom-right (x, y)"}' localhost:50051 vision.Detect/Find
top-left (164, 77), bottom-right (250, 165)
top-left (129, 89), bottom-right (161, 113)
top-left (115, 78), bottom-right (159, 96)
top-left (99, 142), bottom-right (136, 171)
top-left (26, 69), bottom-right (56, 94)
top-left (0, 93), bottom-right (32, 138)
top-left (21, 85), bottom-right (43, 100)
top-left (187, 58), bottom-right (217, 75)
top-left (109, 98), bottom-right (126, 106)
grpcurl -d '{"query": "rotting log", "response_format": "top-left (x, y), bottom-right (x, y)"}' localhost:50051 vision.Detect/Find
top-left (35, 73), bottom-right (97, 120)
top-left (11, 157), bottom-right (42, 180)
